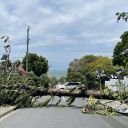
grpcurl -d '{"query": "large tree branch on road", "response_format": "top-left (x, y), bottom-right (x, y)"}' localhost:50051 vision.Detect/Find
top-left (31, 88), bottom-right (105, 98)
top-left (1, 85), bottom-right (113, 99)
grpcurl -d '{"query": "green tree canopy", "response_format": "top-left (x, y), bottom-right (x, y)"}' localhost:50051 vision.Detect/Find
top-left (49, 76), bottom-right (58, 87)
top-left (39, 74), bottom-right (50, 88)
top-left (66, 72), bottom-right (85, 83)
top-left (82, 56), bottom-right (115, 76)
top-left (67, 55), bottom-right (115, 89)
top-left (68, 55), bottom-right (114, 77)
top-left (22, 53), bottom-right (48, 76)
top-left (67, 59), bottom-right (81, 73)
top-left (113, 31), bottom-right (128, 68)
top-left (116, 12), bottom-right (128, 22)
top-left (58, 76), bottom-right (66, 84)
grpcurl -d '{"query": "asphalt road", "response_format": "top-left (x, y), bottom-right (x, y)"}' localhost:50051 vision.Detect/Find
top-left (0, 97), bottom-right (128, 128)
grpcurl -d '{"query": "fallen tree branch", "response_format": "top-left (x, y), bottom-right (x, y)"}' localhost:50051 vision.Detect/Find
top-left (1, 84), bottom-right (116, 99)
top-left (31, 88), bottom-right (104, 98)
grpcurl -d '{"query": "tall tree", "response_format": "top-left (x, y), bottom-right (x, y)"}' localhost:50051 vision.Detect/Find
top-left (113, 31), bottom-right (128, 68)
top-left (49, 76), bottom-right (58, 87)
top-left (67, 59), bottom-right (81, 73)
top-left (67, 55), bottom-right (115, 89)
top-left (58, 76), bottom-right (66, 84)
top-left (22, 53), bottom-right (48, 76)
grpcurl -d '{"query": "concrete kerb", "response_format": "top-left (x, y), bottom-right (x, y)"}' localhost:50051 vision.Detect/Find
top-left (100, 100), bottom-right (128, 114)
top-left (0, 106), bottom-right (16, 118)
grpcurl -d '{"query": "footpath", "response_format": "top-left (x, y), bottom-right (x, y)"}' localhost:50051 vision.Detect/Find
top-left (0, 106), bottom-right (16, 118)
top-left (100, 100), bottom-right (128, 114)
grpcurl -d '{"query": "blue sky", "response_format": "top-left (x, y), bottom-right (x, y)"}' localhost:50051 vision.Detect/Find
top-left (0, 0), bottom-right (128, 71)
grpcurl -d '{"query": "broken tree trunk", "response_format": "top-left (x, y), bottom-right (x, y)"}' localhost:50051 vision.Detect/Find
top-left (2, 84), bottom-right (114, 99)
top-left (31, 88), bottom-right (105, 98)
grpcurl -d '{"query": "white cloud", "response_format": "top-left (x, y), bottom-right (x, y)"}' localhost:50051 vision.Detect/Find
top-left (0, 0), bottom-right (128, 70)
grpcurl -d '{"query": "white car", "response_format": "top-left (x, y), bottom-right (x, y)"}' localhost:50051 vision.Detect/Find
top-left (56, 84), bottom-right (66, 89)
top-left (64, 82), bottom-right (82, 89)
top-left (56, 82), bottom-right (84, 90)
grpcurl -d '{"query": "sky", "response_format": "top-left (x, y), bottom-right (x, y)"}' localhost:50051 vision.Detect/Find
top-left (0, 0), bottom-right (128, 71)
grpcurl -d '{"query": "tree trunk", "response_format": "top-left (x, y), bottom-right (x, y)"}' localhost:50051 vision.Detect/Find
top-left (2, 85), bottom-right (112, 99)
top-left (31, 88), bottom-right (104, 98)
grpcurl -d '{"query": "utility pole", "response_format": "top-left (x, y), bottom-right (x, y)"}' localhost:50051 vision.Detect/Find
top-left (26, 26), bottom-right (30, 73)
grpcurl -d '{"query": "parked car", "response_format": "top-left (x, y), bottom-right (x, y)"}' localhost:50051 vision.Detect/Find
top-left (56, 82), bottom-right (84, 90)
top-left (55, 83), bottom-right (67, 89)
top-left (64, 82), bottom-right (83, 90)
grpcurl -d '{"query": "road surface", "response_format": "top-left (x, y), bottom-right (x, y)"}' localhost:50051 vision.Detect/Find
top-left (0, 97), bottom-right (128, 128)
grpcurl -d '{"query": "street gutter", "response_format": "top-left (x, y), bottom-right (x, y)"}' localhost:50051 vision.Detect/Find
top-left (0, 106), bottom-right (16, 118)
top-left (100, 100), bottom-right (128, 115)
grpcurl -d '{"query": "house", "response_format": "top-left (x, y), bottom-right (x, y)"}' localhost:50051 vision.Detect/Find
top-left (105, 76), bottom-right (128, 91)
